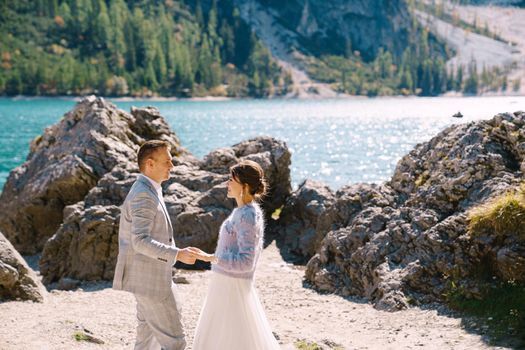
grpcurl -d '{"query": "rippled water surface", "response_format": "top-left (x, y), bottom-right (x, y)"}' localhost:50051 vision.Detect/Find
top-left (1, 96), bottom-right (524, 191)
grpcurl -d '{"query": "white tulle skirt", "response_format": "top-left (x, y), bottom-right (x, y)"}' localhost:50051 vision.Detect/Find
top-left (192, 272), bottom-right (280, 350)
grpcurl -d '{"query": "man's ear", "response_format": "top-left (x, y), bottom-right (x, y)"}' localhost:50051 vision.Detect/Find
top-left (146, 158), bottom-right (154, 169)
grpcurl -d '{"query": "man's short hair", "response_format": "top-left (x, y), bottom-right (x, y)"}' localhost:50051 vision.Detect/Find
top-left (137, 140), bottom-right (170, 171)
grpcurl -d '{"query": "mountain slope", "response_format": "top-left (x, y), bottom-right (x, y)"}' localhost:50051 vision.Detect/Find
top-left (0, 0), bottom-right (288, 97)
top-left (220, 0), bottom-right (452, 97)
top-left (414, 0), bottom-right (524, 94)
top-left (2, 0), bottom-right (518, 97)
top-left (234, 0), bottom-right (339, 97)
top-left (239, 0), bottom-right (413, 61)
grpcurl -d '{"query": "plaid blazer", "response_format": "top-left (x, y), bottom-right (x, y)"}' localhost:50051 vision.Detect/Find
top-left (113, 175), bottom-right (179, 299)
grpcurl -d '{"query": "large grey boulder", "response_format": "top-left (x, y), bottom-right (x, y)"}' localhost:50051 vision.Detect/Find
top-left (40, 136), bottom-right (291, 284)
top-left (389, 113), bottom-right (521, 214)
top-left (2, 96), bottom-right (292, 286)
top-left (276, 179), bottom-right (335, 262)
top-left (297, 111), bottom-right (525, 310)
top-left (0, 96), bottom-right (188, 254)
top-left (0, 231), bottom-right (46, 302)
top-left (276, 180), bottom-right (396, 263)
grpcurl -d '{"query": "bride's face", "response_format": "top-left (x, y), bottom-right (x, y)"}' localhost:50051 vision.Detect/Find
top-left (227, 174), bottom-right (243, 199)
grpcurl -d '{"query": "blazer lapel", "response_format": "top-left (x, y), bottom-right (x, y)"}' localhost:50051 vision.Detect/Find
top-left (137, 176), bottom-right (173, 232)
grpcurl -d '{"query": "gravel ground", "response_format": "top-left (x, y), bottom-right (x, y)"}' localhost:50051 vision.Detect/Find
top-left (0, 243), bottom-right (511, 350)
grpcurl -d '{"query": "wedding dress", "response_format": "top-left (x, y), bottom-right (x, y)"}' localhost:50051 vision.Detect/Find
top-left (193, 202), bottom-right (280, 350)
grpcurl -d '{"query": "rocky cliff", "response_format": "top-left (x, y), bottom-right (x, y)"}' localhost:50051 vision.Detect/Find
top-left (277, 110), bottom-right (525, 311)
top-left (239, 0), bottom-right (412, 61)
top-left (0, 97), bottom-right (190, 255)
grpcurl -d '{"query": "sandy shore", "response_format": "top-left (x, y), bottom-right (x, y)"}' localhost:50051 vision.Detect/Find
top-left (0, 242), bottom-right (511, 350)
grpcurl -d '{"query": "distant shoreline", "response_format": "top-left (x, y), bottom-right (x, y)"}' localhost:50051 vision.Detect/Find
top-left (2, 95), bottom-right (236, 102)
top-left (1, 91), bottom-right (524, 102)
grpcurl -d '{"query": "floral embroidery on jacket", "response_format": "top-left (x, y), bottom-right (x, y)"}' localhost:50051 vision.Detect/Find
top-left (213, 203), bottom-right (265, 278)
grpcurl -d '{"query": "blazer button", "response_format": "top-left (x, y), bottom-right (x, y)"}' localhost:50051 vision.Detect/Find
top-left (169, 238), bottom-right (172, 243)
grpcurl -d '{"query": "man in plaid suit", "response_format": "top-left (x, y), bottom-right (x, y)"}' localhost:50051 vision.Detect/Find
top-left (113, 140), bottom-right (210, 349)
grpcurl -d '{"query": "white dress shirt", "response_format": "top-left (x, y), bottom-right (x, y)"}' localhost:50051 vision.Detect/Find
top-left (140, 174), bottom-right (172, 229)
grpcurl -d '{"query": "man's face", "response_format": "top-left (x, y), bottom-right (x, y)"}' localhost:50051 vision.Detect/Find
top-left (148, 147), bottom-right (173, 182)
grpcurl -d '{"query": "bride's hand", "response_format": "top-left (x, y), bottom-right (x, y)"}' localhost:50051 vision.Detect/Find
top-left (187, 247), bottom-right (218, 263)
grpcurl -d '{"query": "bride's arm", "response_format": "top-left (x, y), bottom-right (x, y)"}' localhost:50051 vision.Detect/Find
top-left (215, 209), bottom-right (259, 273)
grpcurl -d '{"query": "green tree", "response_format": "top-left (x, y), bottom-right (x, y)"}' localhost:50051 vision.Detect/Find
top-left (109, 0), bottom-right (129, 74)
top-left (123, 16), bottom-right (137, 71)
top-left (6, 71), bottom-right (23, 96)
top-left (512, 78), bottom-right (521, 92)
top-left (420, 60), bottom-right (433, 95)
top-left (1, 0), bottom-right (284, 97)
top-left (447, 67), bottom-right (455, 91)
top-left (399, 68), bottom-right (413, 92)
top-left (57, 2), bottom-right (71, 23)
top-left (195, 0), bottom-right (204, 28)
top-left (48, 0), bottom-right (58, 17)
top-left (196, 34), bottom-right (215, 88)
top-left (56, 54), bottom-right (75, 93)
top-left (502, 75), bottom-right (508, 91)
top-left (219, 19), bottom-right (235, 64)
top-left (208, 0), bottom-right (219, 43)
top-left (456, 65), bottom-right (464, 91)
top-left (432, 58), bottom-right (447, 95)
top-left (176, 44), bottom-right (194, 93)
top-left (153, 43), bottom-right (167, 87)
top-left (463, 61), bottom-right (479, 95)
top-left (92, 0), bottom-right (111, 51)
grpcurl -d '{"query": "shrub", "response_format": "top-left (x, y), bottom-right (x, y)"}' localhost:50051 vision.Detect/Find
top-left (468, 189), bottom-right (525, 239)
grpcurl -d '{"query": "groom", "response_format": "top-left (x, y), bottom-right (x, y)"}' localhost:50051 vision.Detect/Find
top-left (113, 140), bottom-right (206, 349)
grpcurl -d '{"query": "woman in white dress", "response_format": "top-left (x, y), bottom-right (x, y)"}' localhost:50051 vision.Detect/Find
top-left (193, 160), bottom-right (280, 350)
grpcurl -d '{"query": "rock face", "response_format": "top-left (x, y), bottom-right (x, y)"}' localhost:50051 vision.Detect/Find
top-left (277, 111), bottom-right (525, 310)
top-left (0, 96), bottom-right (187, 254)
top-left (40, 136), bottom-right (291, 284)
top-left (26, 100), bottom-right (291, 284)
top-left (240, 0), bottom-right (413, 60)
top-left (277, 180), bottom-right (397, 263)
top-left (0, 231), bottom-right (46, 302)
top-left (276, 179), bottom-right (335, 262)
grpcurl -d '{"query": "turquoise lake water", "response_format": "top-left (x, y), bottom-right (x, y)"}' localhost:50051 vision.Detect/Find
top-left (0, 96), bottom-right (524, 191)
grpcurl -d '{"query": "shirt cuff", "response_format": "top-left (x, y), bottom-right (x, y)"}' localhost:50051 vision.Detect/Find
top-left (171, 248), bottom-right (180, 266)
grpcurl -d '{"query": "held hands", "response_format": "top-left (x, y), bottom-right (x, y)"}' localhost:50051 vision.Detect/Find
top-left (176, 247), bottom-right (217, 265)
top-left (187, 247), bottom-right (218, 264)
top-left (176, 247), bottom-right (198, 265)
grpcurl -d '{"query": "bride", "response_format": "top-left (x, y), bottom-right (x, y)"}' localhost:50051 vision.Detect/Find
top-left (193, 160), bottom-right (280, 349)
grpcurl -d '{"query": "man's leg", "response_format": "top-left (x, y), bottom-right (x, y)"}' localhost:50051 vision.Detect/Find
top-left (135, 296), bottom-right (161, 350)
top-left (136, 284), bottom-right (186, 350)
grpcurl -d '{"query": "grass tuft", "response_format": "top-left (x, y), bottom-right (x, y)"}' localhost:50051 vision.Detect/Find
top-left (293, 339), bottom-right (344, 350)
top-left (73, 331), bottom-right (104, 344)
top-left (294, 339), bottom-right (323, 350)
top-left (467, 189), bottom-right (525, 239)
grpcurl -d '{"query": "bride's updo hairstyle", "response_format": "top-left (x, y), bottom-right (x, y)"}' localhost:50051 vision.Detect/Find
top-left (230, 160), bottom-right (268, 201)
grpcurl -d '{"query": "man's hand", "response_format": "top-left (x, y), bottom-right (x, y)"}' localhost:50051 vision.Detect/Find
top-left (176, 247), bottom-right (197, 265)
top-left (186, 247), bottom-right (218, 264)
